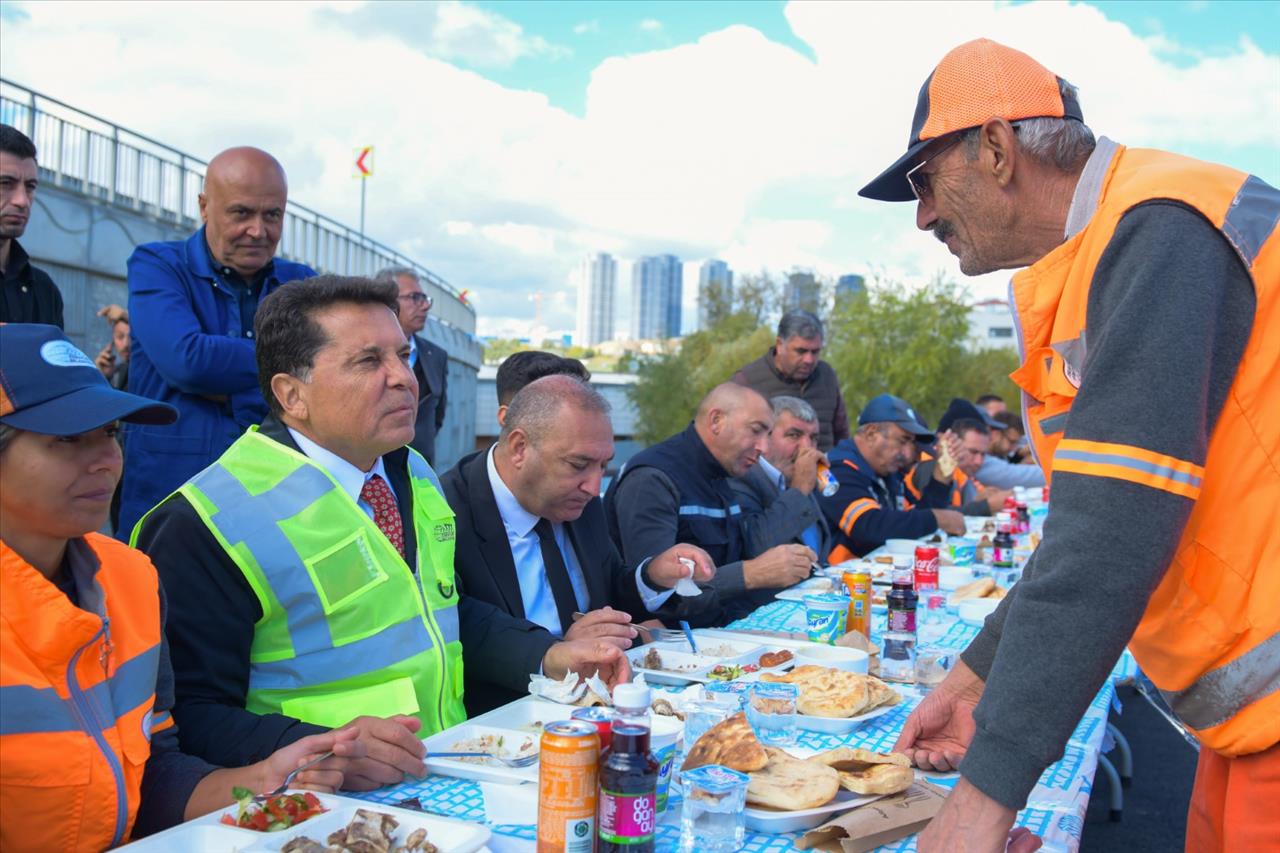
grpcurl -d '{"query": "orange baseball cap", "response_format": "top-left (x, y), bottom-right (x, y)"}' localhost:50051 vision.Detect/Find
top-left (859, 38), bottom-right (1083, 202)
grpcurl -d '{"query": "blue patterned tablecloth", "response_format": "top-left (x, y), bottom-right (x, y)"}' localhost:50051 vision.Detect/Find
top-left (350, 599), bottom-right (1133, 851)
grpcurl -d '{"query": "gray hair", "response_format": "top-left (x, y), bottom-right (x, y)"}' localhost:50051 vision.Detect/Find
top-left (500, 374), bottom-right (611, 445)
top-left (374, 266), bottom-right (419, 284)
top-left (777, 310), bottom-right (824, 342)
top-left (770, 395), bottom-right (816, 423)
top-left (962, 79), bottom-right (1096, 173)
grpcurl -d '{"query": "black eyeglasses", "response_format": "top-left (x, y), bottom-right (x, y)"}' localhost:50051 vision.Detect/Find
top-left (905, 134), bottom-right (964, 201)
top-left (399, 292), bottom-right (434, 308)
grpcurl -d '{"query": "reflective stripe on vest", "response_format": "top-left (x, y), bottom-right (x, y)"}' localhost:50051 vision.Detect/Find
top-left (1010, 143), bottom-right (1280, 755)
top-left (0, 644), bottom-right (159, 735)
top-left (678, 504), bottom-right (742, 518)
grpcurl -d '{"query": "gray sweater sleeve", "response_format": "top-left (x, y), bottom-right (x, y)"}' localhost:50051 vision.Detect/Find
top-left (958, 201), bottom-right (1256, 809)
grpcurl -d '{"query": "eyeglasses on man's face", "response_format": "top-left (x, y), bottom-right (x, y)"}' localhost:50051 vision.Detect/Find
top-left (399, 292), bottom-right (434, 308)
top-left (905, 133), bottom-right (964, 201)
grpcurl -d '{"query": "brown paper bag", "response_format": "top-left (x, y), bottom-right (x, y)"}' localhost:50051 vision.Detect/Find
top-left (795, 780), bottom-right (949, 853)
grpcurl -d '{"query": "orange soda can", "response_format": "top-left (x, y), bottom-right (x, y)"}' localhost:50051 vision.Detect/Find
top-left (538, 720), bottom-right (600, 853)
top-left (842, 568), bottom-right (872, 638)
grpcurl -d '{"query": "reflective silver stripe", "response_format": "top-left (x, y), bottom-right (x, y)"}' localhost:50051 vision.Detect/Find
top-left (1222, 174), bottom-right (1280, 266)
top-left (149, 710), bottom-right (171, 732)
top-left (0, 644), bottom-right (160, 735)
top-left (1160, 631), bottom-right (1280, 731)
top-left (1051, 330), bottom-right (1087, 381)
top-left (1053, 448), bottom-right (1203, 489)
top-left (1064, 137), bottom-right (1119, 239)
top-left (1040, 413), bottom-right (1071, 435)
top-left (249, 616), bottom-right (435, 692)
top-left (678, 504), bottom-right (742, 518)
top-left (196, 463), bottom-right (338, 655)
top-left (434, 603), bottom-right (460, 645)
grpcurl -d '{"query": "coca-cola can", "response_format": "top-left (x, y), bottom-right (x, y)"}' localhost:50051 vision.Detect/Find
top-left (913, 546), bottom-right (940, 590)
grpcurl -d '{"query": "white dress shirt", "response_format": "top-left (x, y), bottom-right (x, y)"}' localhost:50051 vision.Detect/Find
top-left (485, 447), bottom-right (673, 636)
top-left (288, 427), bottom-right (396, 523)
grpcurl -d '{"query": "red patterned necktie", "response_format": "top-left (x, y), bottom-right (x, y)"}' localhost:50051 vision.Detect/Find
top-left (360, 473), bottom-right (405, 558)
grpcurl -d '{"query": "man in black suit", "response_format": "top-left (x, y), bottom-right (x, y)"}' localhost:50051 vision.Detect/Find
top-left (378, 267), bottom-right (448, 465)
top-left (731, 395), bottom-right (834, 561)
top-left (442, 374), bottom-right (715, 714)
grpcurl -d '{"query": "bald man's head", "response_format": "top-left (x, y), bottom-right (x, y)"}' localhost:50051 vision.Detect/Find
top-left (199, 146), bottom-right (288, 278)
top-left (694, 382), bottom-right (772, 477)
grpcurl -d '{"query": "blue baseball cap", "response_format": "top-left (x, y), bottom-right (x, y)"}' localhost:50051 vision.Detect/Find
top-left (0, 324), bottom-right (177, 434)
top-left (858, 393), bottom-right (934, 440)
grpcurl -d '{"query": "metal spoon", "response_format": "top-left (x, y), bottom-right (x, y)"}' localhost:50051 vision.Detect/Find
top-left (429, 751), bottom-right (539, 768)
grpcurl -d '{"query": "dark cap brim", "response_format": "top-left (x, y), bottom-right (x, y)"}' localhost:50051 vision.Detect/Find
top-left (896, 419), bottom-right (935, 441)
top-left (0, 385), bottom-right (178, 435)
top-left (858, 137), bottom-right (934, 202)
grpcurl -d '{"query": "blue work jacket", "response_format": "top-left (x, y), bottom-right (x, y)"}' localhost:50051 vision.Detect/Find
top-left (118, 227), bottom-right (315, 538)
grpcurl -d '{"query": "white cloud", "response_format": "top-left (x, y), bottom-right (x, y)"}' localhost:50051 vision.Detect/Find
top-left (573, 20), bottom-right (600, 36)
top-left (639, 18), bottom-right (663, 33)
top-left (1, 0), bottom-right (1275, 338)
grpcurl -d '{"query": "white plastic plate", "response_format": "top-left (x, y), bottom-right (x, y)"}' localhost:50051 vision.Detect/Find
top-left (422, 722), bottom-right (542, 785)
top-left (774, 576), bottom-right (839, 601)
top-left (742, 746), bottom-right (886, 833)
top-left (117, 792), bottom-right (490, 852)
top-left (794, 701), bottom-right (899, 734)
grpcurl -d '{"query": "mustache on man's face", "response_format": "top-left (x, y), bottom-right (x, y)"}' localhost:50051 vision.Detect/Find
top-left (933, 219), bottom-right (956, 243)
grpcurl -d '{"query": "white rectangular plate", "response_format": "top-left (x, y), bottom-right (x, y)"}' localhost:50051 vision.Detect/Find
top-left (774, 576), bottom-right (840, 601)
top-left (742, 746), bottom-right (886, 833)
top-left (423, 722), bottom-right (542, 785)
top-left (117, 792), bottom-right (490, 852)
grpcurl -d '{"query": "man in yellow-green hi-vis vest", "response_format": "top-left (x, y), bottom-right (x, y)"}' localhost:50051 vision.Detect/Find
top-left (134, 275), bottom-right (632, 791)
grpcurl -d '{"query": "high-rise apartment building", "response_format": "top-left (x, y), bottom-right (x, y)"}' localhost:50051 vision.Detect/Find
top-left (575, 252), bottom-right (617, 346)
top-left (698, 259), bottom-right (733, 329)
top-left (835, 274), bottom-right (865, 301)
top-left (631, 254), bottom-right (683, 340)
top-left (785, 270), bottom-right (821, 314)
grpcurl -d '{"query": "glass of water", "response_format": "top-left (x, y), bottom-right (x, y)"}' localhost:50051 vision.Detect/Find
top-left (748, 682), bottom-right (799, 746)
top-left (679, 764), bottom-right (750, 853)
top-left (703, 681), bottom-right (750, 711)
top-left (683, 699), bottom-right (735, 751)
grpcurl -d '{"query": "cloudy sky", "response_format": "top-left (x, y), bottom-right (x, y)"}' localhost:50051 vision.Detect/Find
top-left (2, 1), bottom-right (1277, 339)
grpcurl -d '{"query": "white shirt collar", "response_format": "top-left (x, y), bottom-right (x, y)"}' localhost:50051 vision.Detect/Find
top-left (756, 456), bottom-right (787, 491)
top-left (287, 427), bottom-right (391, 504)
top-left (486, 445), bottom-right (541, 538)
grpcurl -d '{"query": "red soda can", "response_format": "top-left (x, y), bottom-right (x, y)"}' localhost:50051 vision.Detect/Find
top-left (913, 546), bottom-right (940, 590)
top-left (570, 706), bottom-right (614, 753)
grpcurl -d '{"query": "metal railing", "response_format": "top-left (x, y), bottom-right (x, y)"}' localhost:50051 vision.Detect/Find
top-left (0, 78), bottom-right (476, 333)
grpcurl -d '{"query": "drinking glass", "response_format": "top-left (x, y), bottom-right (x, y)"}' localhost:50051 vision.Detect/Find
top-left (678, 764), bottom-right (750, 853)
top-left (747, 682), bottom-right (798, 746)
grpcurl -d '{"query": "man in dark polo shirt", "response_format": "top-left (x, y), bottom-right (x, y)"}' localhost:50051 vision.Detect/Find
top-left (0, 124), bottom-right (63, 327)
top-left (732, 310), bottom-right (848, 451)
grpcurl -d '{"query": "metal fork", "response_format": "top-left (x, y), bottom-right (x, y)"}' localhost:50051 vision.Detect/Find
top-left (256, 750), bottom-right (335, 801)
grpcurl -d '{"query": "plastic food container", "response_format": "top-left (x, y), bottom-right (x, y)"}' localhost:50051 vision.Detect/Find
top-left (803, 593), bottom-right (850, 644)
top-left (793, 644), bottom-right (869, 674)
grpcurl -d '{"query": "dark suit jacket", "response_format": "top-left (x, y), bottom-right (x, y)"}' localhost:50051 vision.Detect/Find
top-left (730, 463), bottom-right (834, 560)
top-left (135, 417), bottom-right (544, 765)
top-left (441, 448), bottom-right (650, 715)
top-left (410, 334), bottom-right (448, 464)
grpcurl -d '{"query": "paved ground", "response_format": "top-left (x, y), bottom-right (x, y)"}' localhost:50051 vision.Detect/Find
top-left (1080, 684), bottom-right (1199, 852)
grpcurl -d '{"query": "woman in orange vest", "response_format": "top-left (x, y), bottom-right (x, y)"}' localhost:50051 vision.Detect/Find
top-left (0, 324), bottom-right (363, 852)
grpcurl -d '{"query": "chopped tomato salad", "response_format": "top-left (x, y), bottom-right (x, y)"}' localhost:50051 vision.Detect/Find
top-left (220, 788), bottom-right (327, 832)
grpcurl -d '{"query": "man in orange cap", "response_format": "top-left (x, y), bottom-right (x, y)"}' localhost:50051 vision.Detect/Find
top-left (863, 39), bottom-right (1278, 852)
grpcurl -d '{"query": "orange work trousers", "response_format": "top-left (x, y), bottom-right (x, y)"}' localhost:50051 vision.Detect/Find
top-left (1185, 740), bottom-right (1280, 852)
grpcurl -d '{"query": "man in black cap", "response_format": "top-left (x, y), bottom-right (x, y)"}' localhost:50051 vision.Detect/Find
top-left (820, 394), bottom-right (964, 563)
top-left (905, 398), bottom-right (1014, 515)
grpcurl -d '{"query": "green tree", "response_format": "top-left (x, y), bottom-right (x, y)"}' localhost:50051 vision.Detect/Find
top-left (823, 273), bottom-right (1021, 427)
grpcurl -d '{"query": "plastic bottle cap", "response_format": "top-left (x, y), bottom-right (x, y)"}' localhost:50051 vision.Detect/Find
top-left (613, 682), bottom-right (650, 711)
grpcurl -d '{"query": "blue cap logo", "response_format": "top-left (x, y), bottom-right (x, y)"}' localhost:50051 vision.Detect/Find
top-left (39, 340), bottom-right (95, 369)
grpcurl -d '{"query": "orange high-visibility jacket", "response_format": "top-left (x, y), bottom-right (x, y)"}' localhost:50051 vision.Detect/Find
top-left (1, 534), bottom-right (173, 851)
top-left (1010, 144), bottom-right (1279, 757)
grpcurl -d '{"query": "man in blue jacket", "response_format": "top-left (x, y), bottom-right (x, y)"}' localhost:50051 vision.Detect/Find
top-left (821, 394), bottom-right (965, 561)
top-left (119, 147), bottom-right (316, 537)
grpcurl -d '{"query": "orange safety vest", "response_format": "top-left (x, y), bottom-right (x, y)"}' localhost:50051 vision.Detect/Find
top-left (1, 534), bottom-right (174, 851)
top-left (904, 452), bottom-right (980, 509)
top-left (1010, 143), bottom-right (1280, 757)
